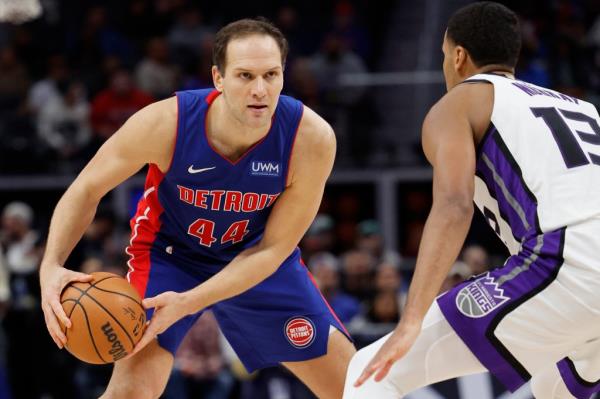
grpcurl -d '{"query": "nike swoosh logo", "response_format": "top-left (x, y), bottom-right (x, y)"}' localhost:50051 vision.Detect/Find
top-left (188, 165), bottom-right (216, 174)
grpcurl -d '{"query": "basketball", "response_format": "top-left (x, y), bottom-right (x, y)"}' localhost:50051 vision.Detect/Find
top-left (59, 272), bottom-right (146, 364)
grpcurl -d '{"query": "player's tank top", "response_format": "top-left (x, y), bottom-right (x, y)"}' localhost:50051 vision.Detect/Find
top-left (128, 89), bottom-right (303, 269)
top-left (464, 73), bottom-right (600, 255)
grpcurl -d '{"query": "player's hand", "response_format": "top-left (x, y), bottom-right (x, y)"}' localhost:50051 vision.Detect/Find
top-left (354, 321), bottom-right (422, 387)
top-left (40, 265), bottom-right (93, 349)
top-left (127, 291), bottom-right (194, 358)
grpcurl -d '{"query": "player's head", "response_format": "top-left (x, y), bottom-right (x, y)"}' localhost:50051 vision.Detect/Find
top-left (442, 2), bottom-right (521, 90)
top-left (211, 18), bottom-right (288, 129)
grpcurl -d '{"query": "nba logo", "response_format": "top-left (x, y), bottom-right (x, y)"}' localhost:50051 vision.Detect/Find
top-left (284, 317), bottom-right (316, 348)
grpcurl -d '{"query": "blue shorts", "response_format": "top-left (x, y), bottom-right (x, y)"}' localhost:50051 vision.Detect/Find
top-left (129, 248), bottom-right (351, 372)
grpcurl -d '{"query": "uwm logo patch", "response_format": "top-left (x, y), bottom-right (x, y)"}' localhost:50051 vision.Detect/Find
top-left (250, 161), bottom-right (281, 177)
top-left (284, 317), bottom-right (316, 349)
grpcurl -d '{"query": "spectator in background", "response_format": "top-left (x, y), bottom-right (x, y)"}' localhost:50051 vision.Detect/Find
top-left (135, 37), bottom-right (179, 99)
top-left (331, 1), bottom-right (371, 62)
top-left (299, 214), bottom-right (336, 261)
top-left (0, 201), bottom-right (41, 309)
top-left (374, 260), bottom-right (406, 309)
top-left (164, 311), bottom-right (234, 399)
top-left (0, 46), bottom-right (29, 111)
top-left (287, 57), bottom-right (321, 112)
top-left (90, 68), bottom-right (153, 141)
top-left (309, 252), bottom-right (360, 324)
top-left (461, 244), bottom-right (490, 276)
top-left (67, 207), bottom-right (126, 271)
top-left (168, 7), bottom-right (213, 65)
top-left (356, 219), bottom-right (402, 265)
top-left (37, 79), bottom-right (91, 172)
top-left (310, 33), bottom-right (367, 107)
top-left (0, 202), bottom-right (48, 399)
top-left (341, 249), bottom-right (375, 302)
top-left (348, 290), bottom-right (400, 348)
top-left (439, 260), bottom-right (472, 294)
top-left (27, 54), bottom-right (68, 116)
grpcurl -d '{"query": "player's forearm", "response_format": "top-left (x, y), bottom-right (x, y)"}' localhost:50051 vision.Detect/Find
top-left (41, 184), bottom-right (99, 270)
top-left (402, 198), bottom-right (473, 324)
top-left (183, 245), bottom-right (288, 314)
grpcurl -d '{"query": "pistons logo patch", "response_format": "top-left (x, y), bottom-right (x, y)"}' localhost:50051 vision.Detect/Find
top-left (284, 317), bottom-right (316, 349)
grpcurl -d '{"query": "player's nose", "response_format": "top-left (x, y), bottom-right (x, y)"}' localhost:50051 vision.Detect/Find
top-left (251, 77), bottom-right (267, 98)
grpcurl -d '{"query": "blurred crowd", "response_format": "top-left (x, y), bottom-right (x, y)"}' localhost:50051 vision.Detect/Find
top-left (0, 0), bottom-right (384, 173)
top-left (0, 197), bottom-right (496, 399)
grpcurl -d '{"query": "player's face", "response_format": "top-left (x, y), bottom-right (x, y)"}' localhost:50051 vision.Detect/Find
top-left (213, 35), bottom-right (284, 129)
top-left (442, 32), bottom-right (458, 91)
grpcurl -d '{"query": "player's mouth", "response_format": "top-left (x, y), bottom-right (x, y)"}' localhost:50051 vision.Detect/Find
top-left (247, 104), bottom-right (268, 115)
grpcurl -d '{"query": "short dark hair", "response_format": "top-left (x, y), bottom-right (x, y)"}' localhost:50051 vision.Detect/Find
top-left (213, 17), bottom-right (288, 74)
top-left (447, 2), bottom-right (521, 68)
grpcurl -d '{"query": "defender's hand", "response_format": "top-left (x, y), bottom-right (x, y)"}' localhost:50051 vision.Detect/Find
top-left (128, 291), bottom-right (194, 358)
top-left (354, 321), bottom-right (421, 387)
top-left (40, 266), bottom-right (93, 348)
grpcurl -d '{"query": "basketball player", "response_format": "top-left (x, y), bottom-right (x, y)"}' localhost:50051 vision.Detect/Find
top-left (344, 2), bottom-right (600, 399)
top-left (39, 18), bottom-right (355, 399)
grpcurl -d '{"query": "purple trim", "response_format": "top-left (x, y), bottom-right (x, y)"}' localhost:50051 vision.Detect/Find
top-left (477, 127), bottom-right (540, 240)
top-left (558, 358), bottom-right (600, 399)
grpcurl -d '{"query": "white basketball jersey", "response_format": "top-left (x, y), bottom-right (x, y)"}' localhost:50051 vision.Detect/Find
top-left (465, 74), bottom-right (600, 255)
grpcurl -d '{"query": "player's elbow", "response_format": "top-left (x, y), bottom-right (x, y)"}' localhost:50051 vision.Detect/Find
top-left (434, 193), bottom-right (474, 220)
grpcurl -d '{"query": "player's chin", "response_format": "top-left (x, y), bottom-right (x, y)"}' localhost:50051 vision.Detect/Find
top-left (244, 114), bottom-right (271, 129)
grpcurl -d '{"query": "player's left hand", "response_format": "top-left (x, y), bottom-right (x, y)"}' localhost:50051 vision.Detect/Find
top-left (354, 321), bottom-right (421, 387)
top-left (126, 291), bottom-right (194, 358)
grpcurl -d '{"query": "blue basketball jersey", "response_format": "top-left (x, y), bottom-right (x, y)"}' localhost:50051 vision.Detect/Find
top-left (127, 88), bottom-right (304, 273)
top-left (124, 90), bottom-right (351, 369)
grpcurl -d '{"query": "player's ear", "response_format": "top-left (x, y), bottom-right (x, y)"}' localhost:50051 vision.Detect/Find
top-left (212, 65), bottom-right (224, 92)
top-left (453, 45), bottom-right (468, 74)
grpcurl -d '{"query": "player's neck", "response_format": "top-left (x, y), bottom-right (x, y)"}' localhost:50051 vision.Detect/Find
top-left (206, 95), bottom-right (271, 157)
top-left (473, 64), bottom-right (515, 79)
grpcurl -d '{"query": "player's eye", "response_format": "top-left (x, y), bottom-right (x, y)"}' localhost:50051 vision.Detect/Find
top-left (265, 71), bottom-right (278, 79)
top-left (240, 72), bottom-right (252, 79)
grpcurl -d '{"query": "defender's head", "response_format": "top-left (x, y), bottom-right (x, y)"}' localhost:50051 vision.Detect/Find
top-left (211, 18), bottom-right (288, 129)
top-left (442, 2), bottom-right (521, 90)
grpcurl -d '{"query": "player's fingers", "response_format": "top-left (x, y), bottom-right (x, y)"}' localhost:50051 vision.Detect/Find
top-left (354, 361), bottom-right (379, 387)
top-left (69, 271), bottom-right (93, 283)
top-left (42, 303), bottom-right (66, 348)
top-left (50, 297), bottom-right (71, 329)
top-left (374, 359), bottom-right (394, 382)
top-left (142, 295), bottom-right (160, 309)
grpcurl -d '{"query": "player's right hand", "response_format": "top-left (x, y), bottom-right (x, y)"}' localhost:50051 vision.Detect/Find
top-left (40, 265), bottom-right (93, 349)
top-left (354, 320), bottom-right (421, 387)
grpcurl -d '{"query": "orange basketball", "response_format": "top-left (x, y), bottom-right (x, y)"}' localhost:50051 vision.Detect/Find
top-left (60, 272), bottom-right (146, 364)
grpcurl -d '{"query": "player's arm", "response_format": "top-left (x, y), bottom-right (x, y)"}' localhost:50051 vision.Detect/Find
top-left (40, 97), bottom-right (177, 348)
top-left (133, 107), bottom-right (336, 352)
top-left (355, 86), bottom-right (477, 385)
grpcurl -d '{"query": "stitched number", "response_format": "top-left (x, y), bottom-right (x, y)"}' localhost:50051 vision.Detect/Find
top-left (188, 219), bottom-right (250, 247)
top-left (531, 107), bottom-right (600, 168)
top-left (221, 220), bottom-right (250, 244)
top-left (187, 219), bottom-right (217, 247)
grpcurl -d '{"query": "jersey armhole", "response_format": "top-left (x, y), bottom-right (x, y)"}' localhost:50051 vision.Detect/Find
top-left (284, 104), bottom-right (305, 188)
top-left (161, 93), bottom-right (182, 174)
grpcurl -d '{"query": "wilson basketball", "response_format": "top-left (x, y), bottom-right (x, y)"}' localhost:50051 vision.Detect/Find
top-left (60, 272), bottom-right (146, 364)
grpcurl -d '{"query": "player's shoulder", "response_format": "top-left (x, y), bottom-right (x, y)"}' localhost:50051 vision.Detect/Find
top-left (295, 105), bottom-right (336, 156)
top-left (425, 80), bottom-right (493, 131)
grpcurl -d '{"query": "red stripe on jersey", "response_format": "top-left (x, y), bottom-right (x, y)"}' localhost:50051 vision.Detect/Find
top-left (126, 165), bottom-right (165, 299)
top-left (285, 105), bottom-right (304, 187)
top-left (205, 89), bottom-right (220, 105)
top-left (300, 258), bottom-right (351, 337)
